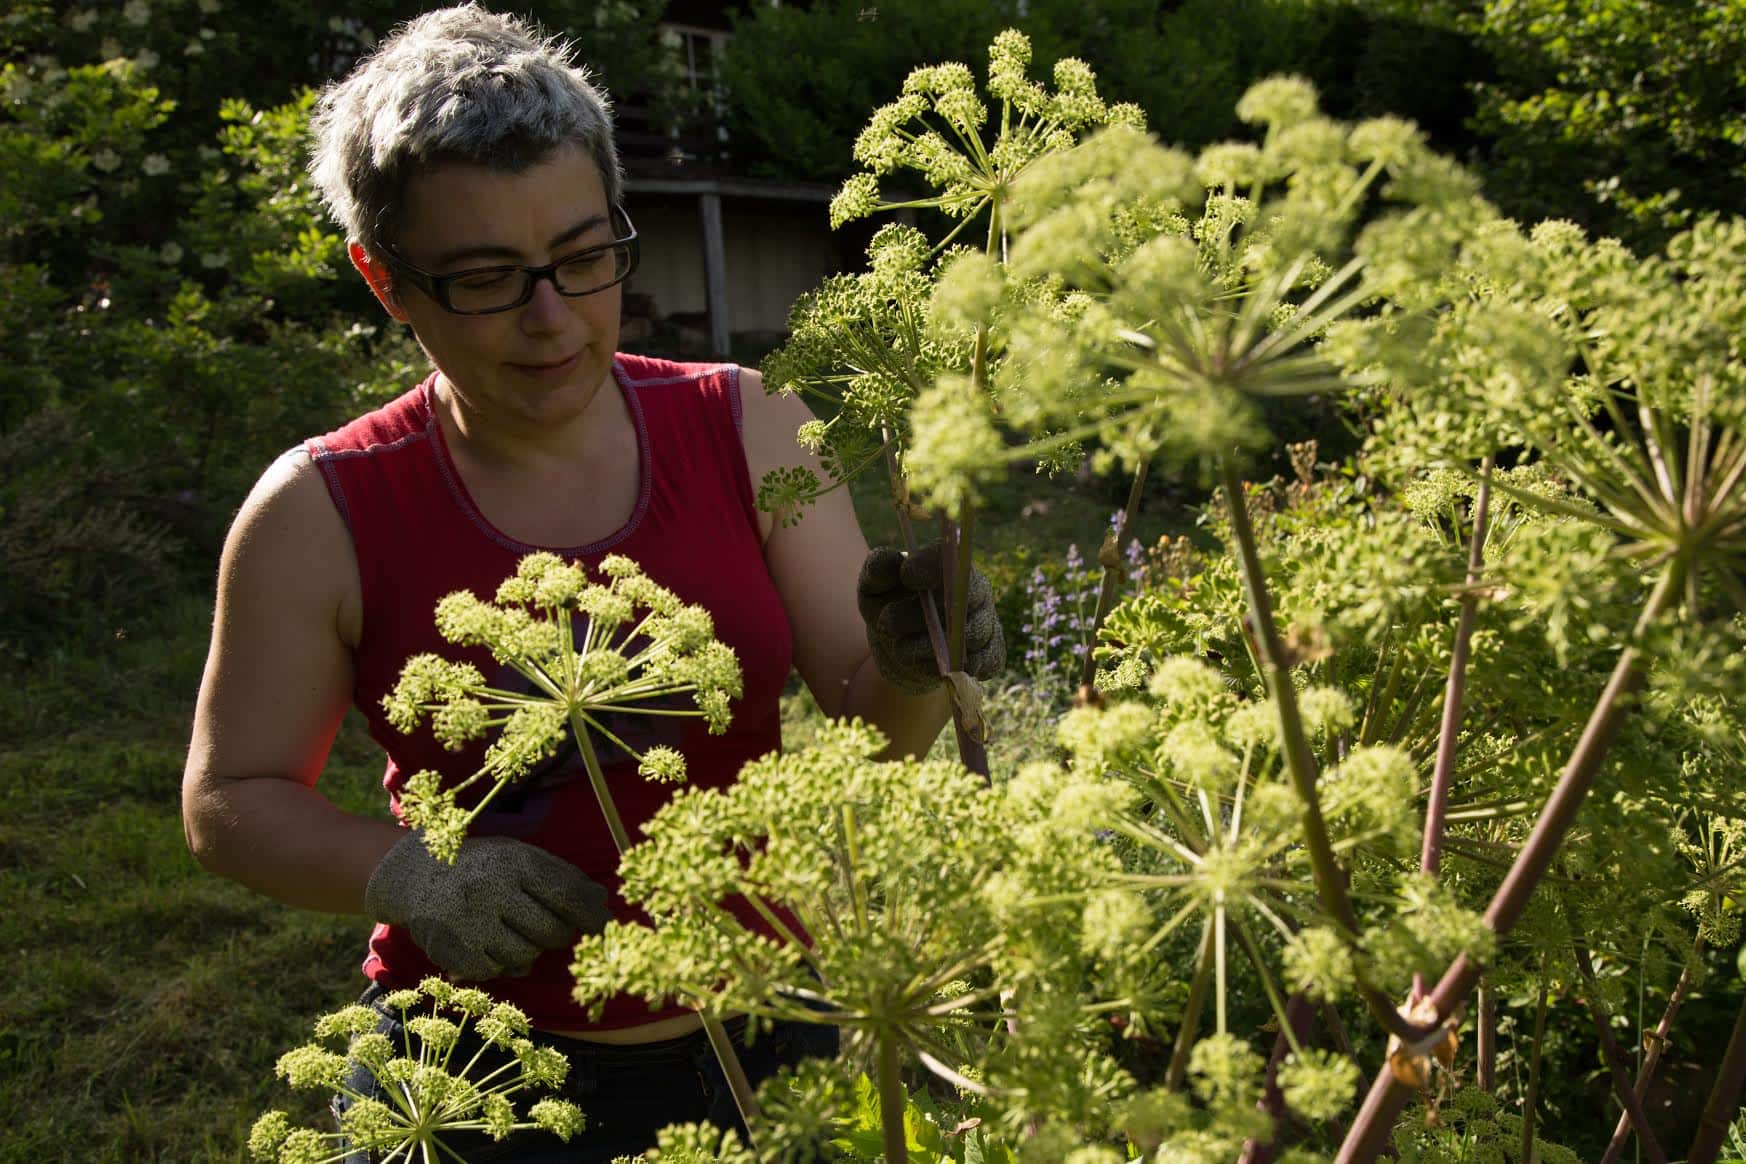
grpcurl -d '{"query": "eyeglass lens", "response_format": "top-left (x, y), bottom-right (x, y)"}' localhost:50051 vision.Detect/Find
top-left (445, 242), bottom-right (636, 313)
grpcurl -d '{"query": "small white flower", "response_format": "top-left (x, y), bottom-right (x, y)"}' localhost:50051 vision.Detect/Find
top-left (200, 251), bottom-right (227, 269)
top-left (6, 74), bottom-right (32, 102)
top-left (183, 40), bottom-right (203, 55)
top-left (134, 47), bottom-right (158, 69)
top-left (99, 37), bottom-right (122, 59)
top-left (160, 242), bottom-right (183, 264)
top-left (91, 147), bottom-right (122, 173)
top-left (123, 0), bottom-right (150, 26)
top-left (198, 27), bottom-right (215, 39)
top-left (141, 153), bottom-right (170, 176)
top-left (70, 10), bottom-right (98, 32)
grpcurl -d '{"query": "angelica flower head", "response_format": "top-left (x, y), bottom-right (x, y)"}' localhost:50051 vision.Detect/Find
top-left (383, 552), bottom-right (742, 862)
top-left (250, 979), bottom-right (581, 1162)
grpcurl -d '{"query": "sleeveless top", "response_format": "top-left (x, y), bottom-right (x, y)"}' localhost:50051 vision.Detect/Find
top-left (305, 354), bottom-right (793, 1031)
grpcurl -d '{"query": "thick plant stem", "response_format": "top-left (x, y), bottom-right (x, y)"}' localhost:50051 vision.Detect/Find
top-left (1166, 923), bottom-right (1217, 1091)
top-left (1521, 976), bottom-right (1550, 1164)
top-left (1573, 945), bottom-right (1668, 1164)
top-left (1418, 459), bottom-right (1493, 886)
top-left (1077, 455), bottom-right (1152, 693)
top-left (702, 1016), bottom-right (762, 1143)
top-left (1688, 988), bottom-right (1746, 1164)
top-left (884, 442), bottom-right (989, 778)
top-left (1599, 939), bottom-right (1704, 1164)
top-left (1240, 992), bottom-right (1316, 1164)
top-left (1476, 986), bottom-right (1497, 1093)
top-left (877, 1032), bottom-right (908, 1164)
top-left (1219, 459), bottom-right (1354, 931)
top-left (572, 725), bottom-right (762, 1134)
top-left (1219, 458), bottom-right (1413, 1040)
top-left (1336, 561), bottom-right (1686, 1163)
top-left (941, 508), bottom-right (991, 776)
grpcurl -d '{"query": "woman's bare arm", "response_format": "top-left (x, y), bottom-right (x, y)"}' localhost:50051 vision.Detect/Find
top-left (181, 450), bottom-right (402, 914)
top-left (737, 369), bottom-right (952, 760)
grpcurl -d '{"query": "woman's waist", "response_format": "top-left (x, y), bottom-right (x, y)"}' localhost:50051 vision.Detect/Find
top-left (535, 1011), bottom-right (748, 1055)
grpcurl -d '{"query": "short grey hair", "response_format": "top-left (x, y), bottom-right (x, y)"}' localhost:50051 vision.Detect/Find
top-left (308, 3), bottom-right (621, 257)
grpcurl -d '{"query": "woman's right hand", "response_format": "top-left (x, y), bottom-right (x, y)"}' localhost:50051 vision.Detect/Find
top-left (366, 832), bottom-right (611, 981)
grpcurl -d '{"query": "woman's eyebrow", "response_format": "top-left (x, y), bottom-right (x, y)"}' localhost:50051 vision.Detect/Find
top-left (430, 212), bottom-right (613, 268)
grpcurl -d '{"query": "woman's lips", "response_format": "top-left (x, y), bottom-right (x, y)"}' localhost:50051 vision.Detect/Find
top-left (508, 351), bottom-right (581, 379)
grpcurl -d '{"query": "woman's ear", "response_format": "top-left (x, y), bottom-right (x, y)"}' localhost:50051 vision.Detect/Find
top-left (350, 242), bottom-right (410, 323)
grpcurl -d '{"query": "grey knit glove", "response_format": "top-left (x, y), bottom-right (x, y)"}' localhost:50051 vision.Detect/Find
top-left (856, 543), bottom-right (1005, 695)
top-left (365, 833), bottom-right (611, 981)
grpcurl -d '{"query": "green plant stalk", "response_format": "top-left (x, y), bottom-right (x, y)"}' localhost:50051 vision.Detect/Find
top-left (571, 714), bottom-right (632, 855)
top-left (1573, 944), bottom-right (1668, 1164)
top-left (1522, 975), bottom-right (1551, 1164)
top-left (1219, 456), bottom-right (1419, 1042)
top-left (1077, 455), bottom-right (1152, 693)
top-left (569, 720), bottom-right (761, 1134)
top-left (1599, 938), bottom-right (1704, 1164)
top-left (883, 440), bottom-right (989, 776)
top-left (1689, 988), bottom-right (1746, 1164)
top-left (878, 1030), bottom-right (908, 1164)
top-left (1336, 558), bottom-right (1686, 1162)
top-left (1166, 921), bottom-right (1217, 1091)
top-left (1477, 985), bottom-right (1497, 1093)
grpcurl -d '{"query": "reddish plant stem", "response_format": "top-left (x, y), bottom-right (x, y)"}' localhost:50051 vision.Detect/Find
top-left (1688, 987), bottom-right (1746, 1164)
top-left (1419, 459), bottom-right (1494, 877)
top-left (1573, 944), bottom-right (1669, 1164)
top-left (1240, 992), bottom-right (1317, 1164)
top-left (1416, 458), bottom-right (1493, 999)
top-left (1598, 939), bottom-right (1704, 1164)
top-left (1336, 560), bottom-right (1685, 1163)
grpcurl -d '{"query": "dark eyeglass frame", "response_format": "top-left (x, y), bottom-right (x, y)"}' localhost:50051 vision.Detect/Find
top-left (378, 204), bottom-right (640, 315)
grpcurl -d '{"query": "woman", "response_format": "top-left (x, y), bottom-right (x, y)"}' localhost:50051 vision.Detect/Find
top-left (179, 4), bottom-right (1002, 1160)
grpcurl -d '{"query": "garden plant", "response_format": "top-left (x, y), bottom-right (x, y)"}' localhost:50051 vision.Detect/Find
top-left (561, 33), bottom-right (1744, 1163)
top-left (251, 977), bottom-right (585, 1163)
top-left (33, 15), bottom-right (1722, 1164)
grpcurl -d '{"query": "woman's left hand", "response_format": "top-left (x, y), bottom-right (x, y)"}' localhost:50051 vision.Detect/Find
top-left (855, 543), bottom-right (1005, 694)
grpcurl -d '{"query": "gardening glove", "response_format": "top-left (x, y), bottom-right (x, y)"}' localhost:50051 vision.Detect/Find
top-left (857, 543), bottom-right (1005, 695)
top-left (365, 833), bottom-right (611, 982)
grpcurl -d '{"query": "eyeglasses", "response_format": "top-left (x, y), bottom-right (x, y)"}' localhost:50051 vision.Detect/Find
top-left (379, 204), bottom-right (640, 315)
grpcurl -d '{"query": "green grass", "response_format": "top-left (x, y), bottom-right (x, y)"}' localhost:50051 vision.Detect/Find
top-left (0, 461), bottom-right (1193, 1161)
top-left (0, 591), bottom-right (393, 1162)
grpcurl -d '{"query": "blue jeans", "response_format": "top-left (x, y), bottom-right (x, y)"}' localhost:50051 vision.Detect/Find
top-left (332, 982), bottom-right (839, 1162)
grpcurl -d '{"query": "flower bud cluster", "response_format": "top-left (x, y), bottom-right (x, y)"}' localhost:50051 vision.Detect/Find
top-left (383, 552), bottom-right (743, 862)
top-left (249, 977), bottom-right (582, 1161)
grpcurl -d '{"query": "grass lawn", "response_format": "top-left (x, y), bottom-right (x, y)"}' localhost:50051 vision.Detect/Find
top-left (0, 452), bottom-right (1196, 1161)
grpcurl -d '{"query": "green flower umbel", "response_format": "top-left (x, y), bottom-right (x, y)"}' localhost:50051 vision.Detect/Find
top-left (249, 977), bottom-right (585, 1163)
top-left (382, 552), bottom-right (744, 862)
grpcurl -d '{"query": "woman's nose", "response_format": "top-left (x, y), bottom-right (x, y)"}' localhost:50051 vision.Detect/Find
top-left (519, 272), bottom-right (574, 333)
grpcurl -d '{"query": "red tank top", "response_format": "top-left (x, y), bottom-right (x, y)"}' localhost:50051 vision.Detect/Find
top-left (306, 355), bottom-right (792, 1030)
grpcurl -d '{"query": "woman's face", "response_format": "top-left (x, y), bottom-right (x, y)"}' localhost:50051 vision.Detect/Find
top-left (384, 142), bottom-right (624, 437)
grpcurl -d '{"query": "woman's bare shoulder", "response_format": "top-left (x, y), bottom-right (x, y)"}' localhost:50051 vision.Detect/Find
top-left (222, 446), bottom-right (362, 646)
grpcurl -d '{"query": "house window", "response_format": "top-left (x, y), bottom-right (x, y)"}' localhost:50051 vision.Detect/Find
top-left (662, 23), bottom-right (729, 106)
